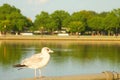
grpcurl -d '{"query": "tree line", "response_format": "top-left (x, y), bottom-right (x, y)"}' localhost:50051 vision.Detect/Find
top-left (0, 4), bottom-right (120, 36)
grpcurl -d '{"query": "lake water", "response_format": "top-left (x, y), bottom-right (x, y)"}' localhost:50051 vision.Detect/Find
top-left (0, 40), bottom-right (120, 80)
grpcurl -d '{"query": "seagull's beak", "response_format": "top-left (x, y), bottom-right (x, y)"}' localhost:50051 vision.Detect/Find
top-left (49, 50), bottom-right (54, 53)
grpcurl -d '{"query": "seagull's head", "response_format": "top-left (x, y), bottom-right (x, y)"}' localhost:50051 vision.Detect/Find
top-left (41, 47), bottom-right (54, 54)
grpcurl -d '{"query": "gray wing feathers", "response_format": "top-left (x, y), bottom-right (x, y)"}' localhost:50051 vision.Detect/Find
top-left (21, 53), bottom-right (43, 66)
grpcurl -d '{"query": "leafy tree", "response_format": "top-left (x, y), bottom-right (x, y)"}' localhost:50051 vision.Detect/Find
top-left (87, 16), bottom-right (104, 35)
top-left (72, 10), bottom-right (96, 21)
top-left (34, 11), bottom-right (49, 30)
top-left (112, 8), bottom-right (120, 35)
top-left (98, 12), bottom-right (109, 17)
top-left (103, 12), bottom-right (119, 35)
top-left (68, 21), bottom-right (85, 34)
top-left (70, 10), bottom-right (97, 33)
top-left (51, 10), bottom-right (70, 30)
top-left (1, 3), bottom-right (120, 36)
top-left (34, 11), bottom-right (56, 34)
top-left (0, 4), bottom-right (33, 34)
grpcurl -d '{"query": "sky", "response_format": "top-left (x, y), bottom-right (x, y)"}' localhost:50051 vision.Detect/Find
top-left (0, 0), bottom-right (120, 21)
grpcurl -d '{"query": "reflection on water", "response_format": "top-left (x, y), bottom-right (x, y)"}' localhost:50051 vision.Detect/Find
top-left (0, 41), bottom-right (120, 80)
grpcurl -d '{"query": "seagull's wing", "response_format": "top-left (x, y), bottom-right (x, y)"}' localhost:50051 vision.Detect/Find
top-left (21, 53), bottom-right (43, 66)
top-left (30, 53), bottom-right (42, 58)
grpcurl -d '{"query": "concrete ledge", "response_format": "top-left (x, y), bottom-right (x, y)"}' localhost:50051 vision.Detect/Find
top-left (22, 71), bottom-right (120, 80)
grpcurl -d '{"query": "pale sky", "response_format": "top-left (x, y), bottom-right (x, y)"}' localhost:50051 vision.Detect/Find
top-left (0, 0), bottom-right (120, 21)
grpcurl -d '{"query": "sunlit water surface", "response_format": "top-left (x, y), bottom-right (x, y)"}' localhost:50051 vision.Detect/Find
top-left (0, 41), bottom-right (120, 80)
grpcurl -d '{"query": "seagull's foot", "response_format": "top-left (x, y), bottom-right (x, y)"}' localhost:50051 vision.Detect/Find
top-left (40, 76), bottom-right (45, 78)
top-left (34, 76), bottom-right (45, 80)
top-left (34, 77), bottom-right (45, 80)
top-left (34, 77), bottom-right (38, 80)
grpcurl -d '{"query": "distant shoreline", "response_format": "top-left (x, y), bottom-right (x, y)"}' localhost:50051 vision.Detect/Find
top-left (0, 35), bottom-right (120, 41)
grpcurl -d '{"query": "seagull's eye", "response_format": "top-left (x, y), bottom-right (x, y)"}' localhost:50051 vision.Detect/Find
top-left (47, 49), bottom-right (49, 51)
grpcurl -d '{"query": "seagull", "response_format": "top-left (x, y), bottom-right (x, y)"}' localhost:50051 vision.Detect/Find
top-left (13, 47), bottom-right (53, 78)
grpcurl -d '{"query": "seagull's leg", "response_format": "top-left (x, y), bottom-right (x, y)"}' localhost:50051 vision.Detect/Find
top-left (39, 69), bottom-right (42, 78)
top-left (35, 69), bottom-right (37, 78)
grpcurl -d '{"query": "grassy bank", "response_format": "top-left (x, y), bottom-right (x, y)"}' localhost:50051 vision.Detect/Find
top-left (0, 35), bottom-right (120, 41)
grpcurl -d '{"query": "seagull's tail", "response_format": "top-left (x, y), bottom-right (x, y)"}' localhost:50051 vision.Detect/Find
top-left (13, 64), bottom-right (26, 67)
